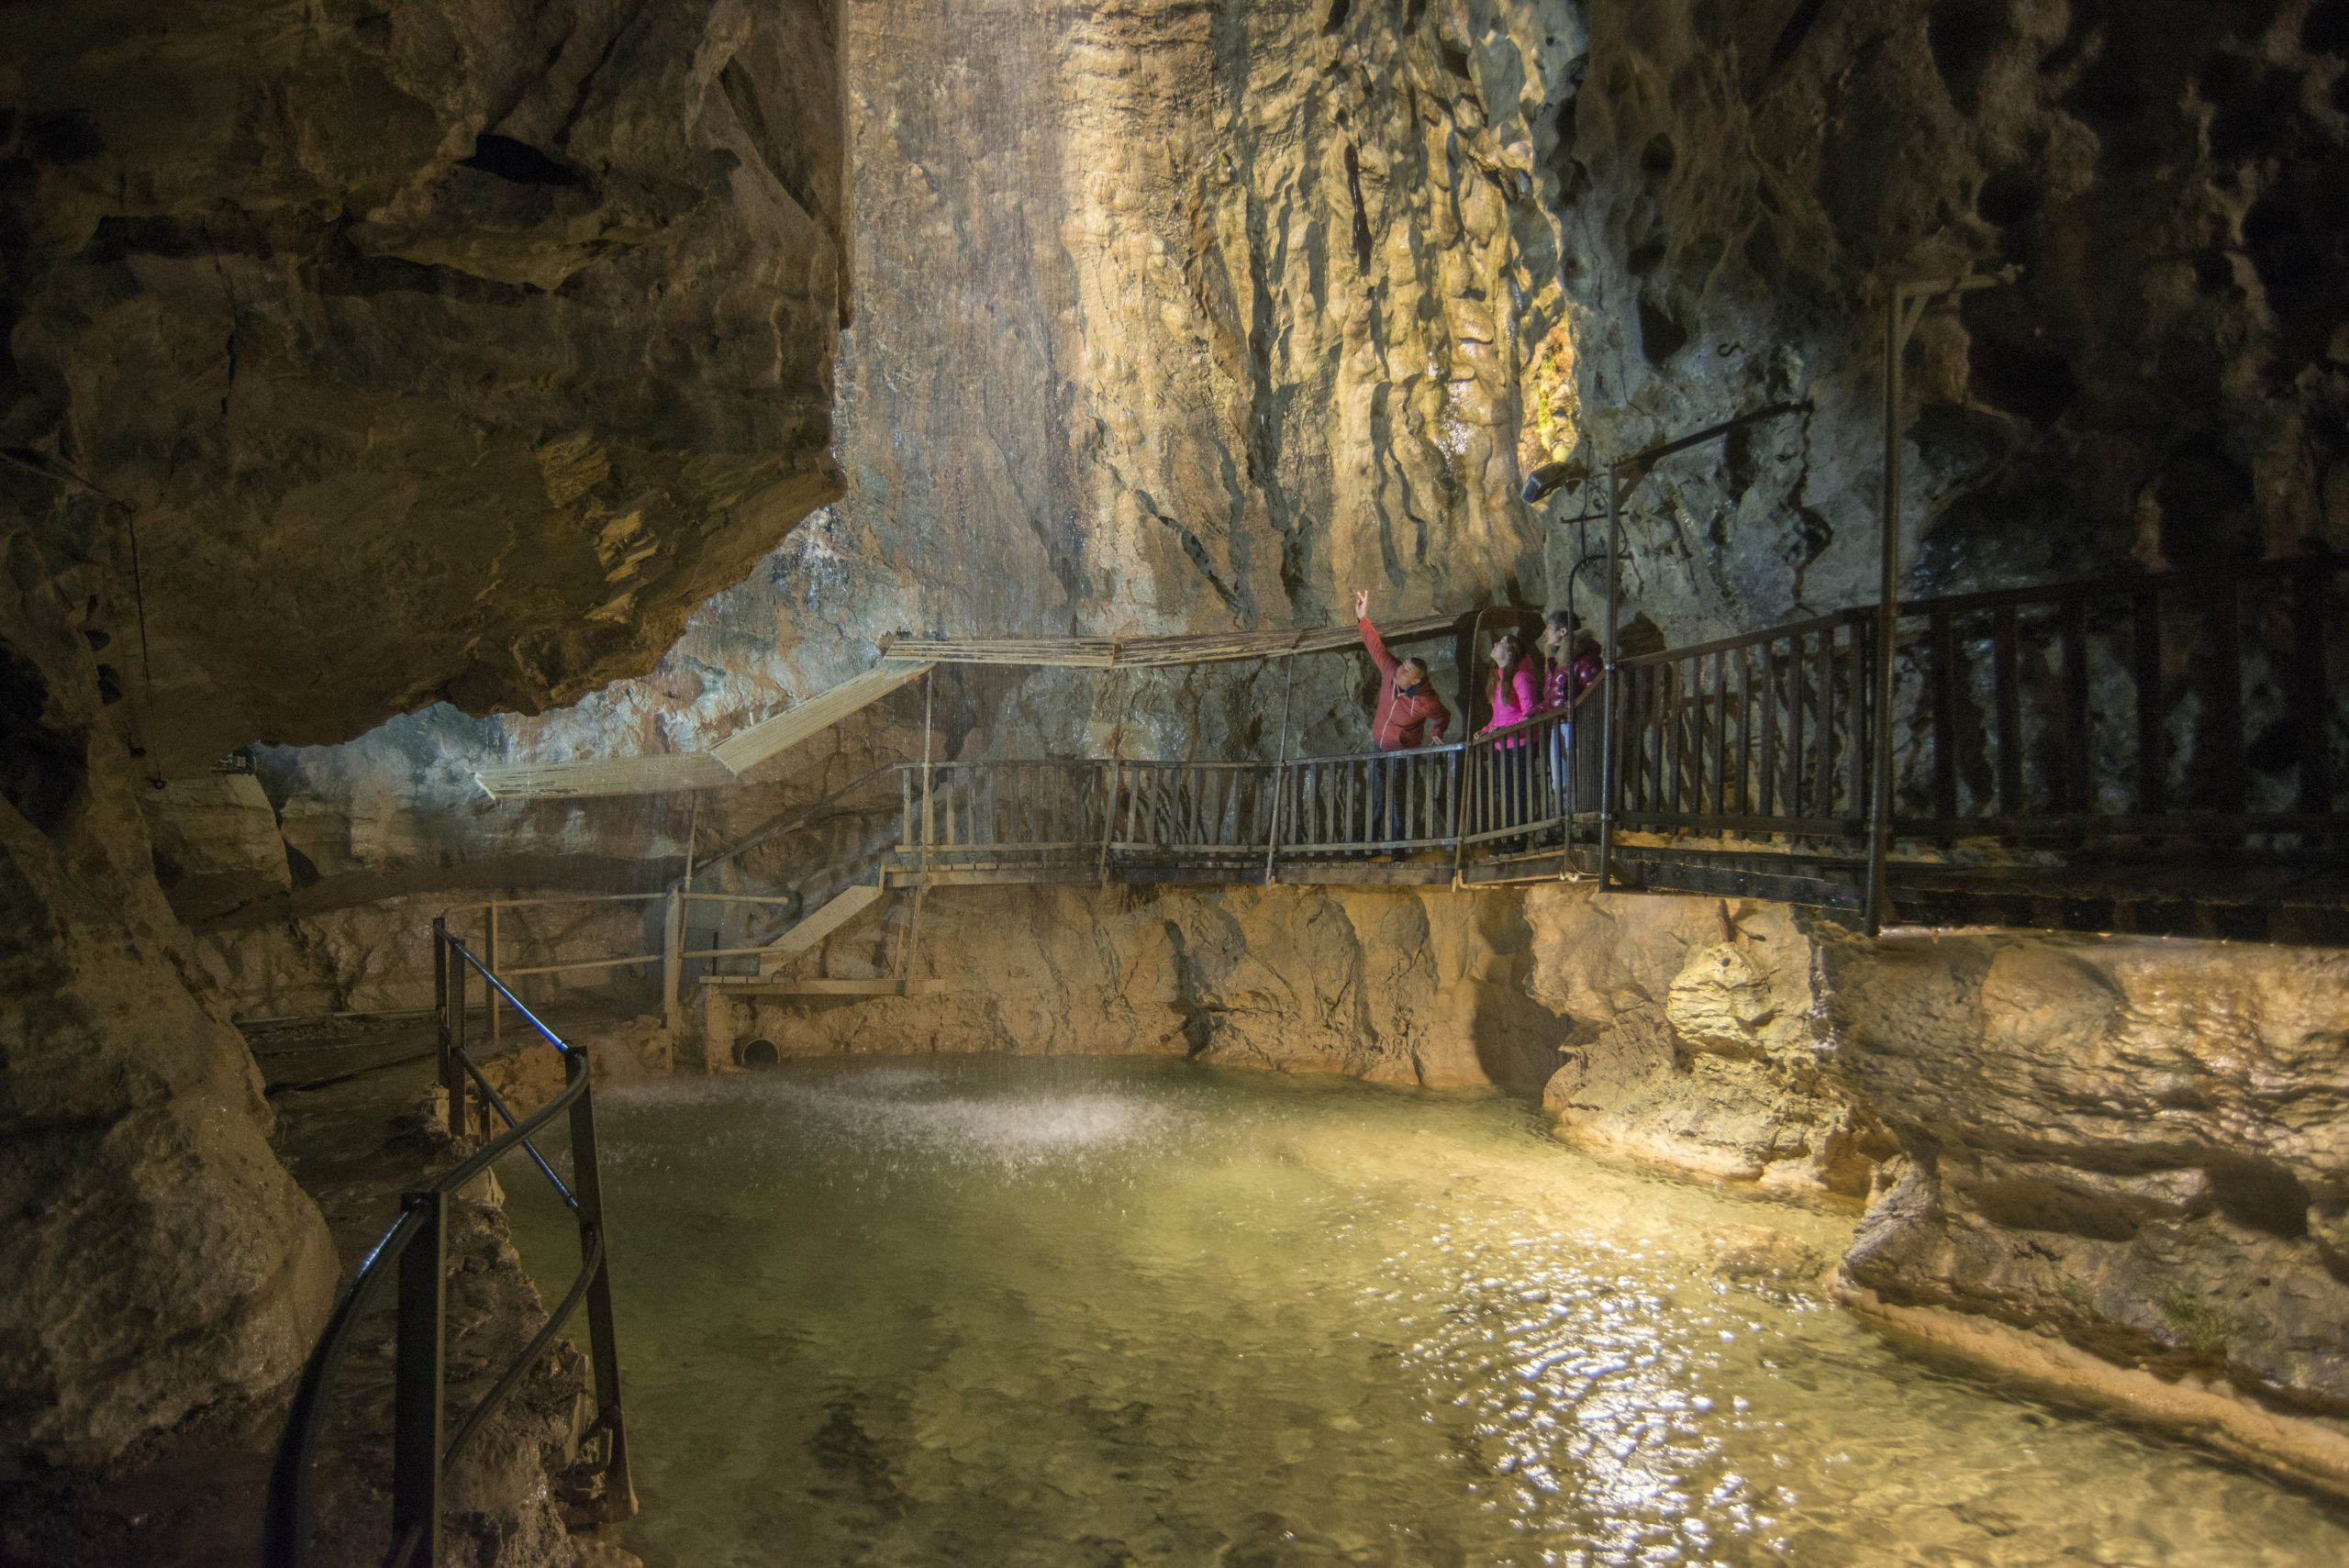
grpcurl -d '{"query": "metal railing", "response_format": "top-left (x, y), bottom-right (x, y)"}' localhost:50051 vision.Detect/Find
top-left (874, 557), bottom-right (2344, 912)
top-left (1611, 607), bottom-right (1878, 839)
top-left (262, 925), bottom-right (637, 1568)
top-left (894, 684), bottom-right (1610, 879)
top-left (1601, 552), bottom-right (2348, 845)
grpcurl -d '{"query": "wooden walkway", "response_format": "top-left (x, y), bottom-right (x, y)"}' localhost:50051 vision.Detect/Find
top-left (449, 552), bottom-right (2349, 1015)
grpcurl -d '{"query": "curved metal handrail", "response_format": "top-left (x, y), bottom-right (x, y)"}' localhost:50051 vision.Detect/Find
top-left (262, 937), bottom-right (635, 1568)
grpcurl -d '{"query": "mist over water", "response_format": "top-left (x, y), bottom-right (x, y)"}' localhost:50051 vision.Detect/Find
top-left (506, 1058), bottom-right (2349, 1568)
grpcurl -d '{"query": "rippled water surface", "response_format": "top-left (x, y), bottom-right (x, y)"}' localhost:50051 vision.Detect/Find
top-left (502, 1057), bottom-right (2349, 1567)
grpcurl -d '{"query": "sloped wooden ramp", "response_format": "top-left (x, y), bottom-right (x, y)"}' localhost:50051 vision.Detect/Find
top-left (474, 661), bottom-right (932, 800)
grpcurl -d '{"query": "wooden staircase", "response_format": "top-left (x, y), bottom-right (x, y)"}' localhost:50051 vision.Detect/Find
top-left (753, 883), bottom-right (885, 975)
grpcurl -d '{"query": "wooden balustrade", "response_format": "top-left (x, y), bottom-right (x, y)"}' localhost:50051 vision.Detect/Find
top-left (872, 556), bottom-right (2343, 896)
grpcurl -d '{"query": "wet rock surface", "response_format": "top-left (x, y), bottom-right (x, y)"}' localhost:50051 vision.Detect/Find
top-left (0, 0), bottom-right (848, 774)
top-left (1820, 931), bottom-right (2349, 1491)
top-left (0, 1023), bottom-right (605, 1567)
top-left (0, 537), bottom-right (335, 1471)
top-left (1528, 888), bottom-right (1878, 1195)
top-left (709, 880), bottom-right (1575, 1094)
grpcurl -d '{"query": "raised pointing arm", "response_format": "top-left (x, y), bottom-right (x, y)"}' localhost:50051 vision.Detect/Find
top-left (1354, 589), bottom-right (1397, 679)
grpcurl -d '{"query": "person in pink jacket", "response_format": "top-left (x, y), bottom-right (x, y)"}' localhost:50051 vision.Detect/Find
top-left (1535, 611), bottom-right (1603, 821)
top-left (1477, 633), bottom-right (1539, 739)
top-left (1476, 631), bottom-right (1541, 839)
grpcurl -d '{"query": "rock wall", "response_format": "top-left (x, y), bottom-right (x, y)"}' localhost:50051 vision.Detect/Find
top-left (1821, 931), bottom-right (2349, 1495)
top-left (0, 537), bottom-right (334, 1465)
top-left (0, 0), bottom-right (850, 774)
top-left (210, 0), bottom-right (2349, 918)
top-left (196, 889), bottom-right (663, 1021)
top-left (0, 0), bottom-right (851, 1473)
top-left (707, 881), bottom-right (1575, 1095)
top-left (1553, 0), bottom-right (2349, 638)
top-left (1529, 888), bottom-right (1882, 1195)
top-left (708, 881), bottom-right (1868, 1195)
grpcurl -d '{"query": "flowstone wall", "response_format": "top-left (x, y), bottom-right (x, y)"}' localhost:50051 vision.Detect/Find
top-left (205, 0), bottom-right (2349, 919)
top-left (0, 0), bottom-right (849, 1470)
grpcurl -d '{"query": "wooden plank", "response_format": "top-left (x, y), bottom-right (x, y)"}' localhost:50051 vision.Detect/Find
top-left (2133, 593), bottom-right (2165, 817)
top-left (473, 751), bottom-right (739, 800)
top-left (1719, 648), bottom-right (1738, 821)
top-left (2293, 573), bottom-right (2332, 813)
top-left (1930, 610), bottom-right (1959, 821)
top-left (884, 613), bottom-right (1458, 668)
top-left (756, 884), bottom-right (886, 975)
top-left (1993, 606), bottom-right (2023, 818)
top-left (2206, 582), bottom-right (2245, 813)
top-left (1735, 648), bottom-right (1753, 817)
top-left (704, 977), bottom-right (947, 996)
top-left (2059, 595), bottom-right (2090, 813)
top-left (1618, 606), bottom-right (1865, 668)
top-left (1667, 662), bottom-right (1687, 817)
top-left (1845, 624), bottom-right (1867, 817)
top-left (711, 660), bottom-right (934, 775)
top-left (1814, 629), bottom-right (1835, 820)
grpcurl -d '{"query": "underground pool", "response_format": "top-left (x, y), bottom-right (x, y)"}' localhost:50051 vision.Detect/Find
top-left (501, 1057), bottom-right (2349, 1567)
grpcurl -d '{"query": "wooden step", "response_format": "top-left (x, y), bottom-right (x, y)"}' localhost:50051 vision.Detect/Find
top-left (701, 976), bottom-right (944, 996)
top-left (756, 883), bottom-right (885, 975)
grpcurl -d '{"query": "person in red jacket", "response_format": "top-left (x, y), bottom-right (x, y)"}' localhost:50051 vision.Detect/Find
top-left (1355, 590), bottom-right (1451, 856)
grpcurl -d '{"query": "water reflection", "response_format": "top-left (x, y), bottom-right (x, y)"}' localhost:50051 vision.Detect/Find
top-left (504, 1058), bottom-right (2349, 1568)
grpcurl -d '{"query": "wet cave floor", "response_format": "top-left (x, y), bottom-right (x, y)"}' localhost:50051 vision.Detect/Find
top-left (501, 1056), bottom-right (2349, 1568)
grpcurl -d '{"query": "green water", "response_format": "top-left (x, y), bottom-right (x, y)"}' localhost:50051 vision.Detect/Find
top-left (502, 1057), bottom-right (2349, 1567)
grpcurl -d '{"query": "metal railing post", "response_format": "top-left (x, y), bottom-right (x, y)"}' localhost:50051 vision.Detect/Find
top-left (1598, 464), bottom-right (1621, 893)
top-left (446, 949), bottom-right (468, 1139)
top-left (1262, 653), bottom-right (1297, 884)
top-left (1450, 748), bottom-right (1467, 882)
top-left (1098, 761), bottom-right (1119, 885)
top-left (1866, 287), bottom-right (1902, 938)
top-left (431, 917), bottom-right (449, 1106)
top-left (660, 887), bottom-right (683, 1031)
top-left (566, 1056), bottom-right (639, 1523)
top-left (485, 903), bottom-right (501, 1056)
top-left (390, 1190), bottom-right (447, 1567)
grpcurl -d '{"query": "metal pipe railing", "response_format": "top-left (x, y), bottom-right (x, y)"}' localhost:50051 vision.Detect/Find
top-left (263, 931), bottom-right (636, 1568)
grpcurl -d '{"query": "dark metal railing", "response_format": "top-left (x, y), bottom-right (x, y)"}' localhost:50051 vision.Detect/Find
top-left (876, 557), bottom-right (2343, 913)
top-left (1611, 607), bottom-right (1878, 839)
top-left (262, 923), bottom-right (637, 1568)
top-left (1599, 552), bottom-right (2347, 847)
top-left (892, 684), bottom-right (1609, 876)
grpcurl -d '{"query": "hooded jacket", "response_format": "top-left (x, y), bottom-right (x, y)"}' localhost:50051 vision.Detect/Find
top-left (1359, 617), bottom-right (1452, 751)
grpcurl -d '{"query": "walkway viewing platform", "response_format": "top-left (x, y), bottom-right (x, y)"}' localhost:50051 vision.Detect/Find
top-left (453, 548), bottom-right (2349, 1020)
top-left (880, 550), bottom-right (2349, 943)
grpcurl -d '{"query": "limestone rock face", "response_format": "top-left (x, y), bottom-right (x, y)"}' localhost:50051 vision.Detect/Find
top-left (0, 0), bottom-right (849, 773)
top-left (1553, 0), bottom-right (2349, 640)
top-left (221, 1), bottom-right (2349, 921)
top-left (0, 0), bottom-right (850, 1474)
top-left (1821, 932), bottom-right (2349, 1440)
top-left (0, 536), bottom-right (334, 1464)
top-left (1528, 888), bottom-right (1875, 1195)
top-left (709, 882), bottom-right (1573, 1094)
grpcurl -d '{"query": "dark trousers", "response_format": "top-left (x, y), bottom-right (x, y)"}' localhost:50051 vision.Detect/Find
top-left (1491, 742), bottom-right (1534, 828)
top-left (1368, 752), bottom-right (1408, 845)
